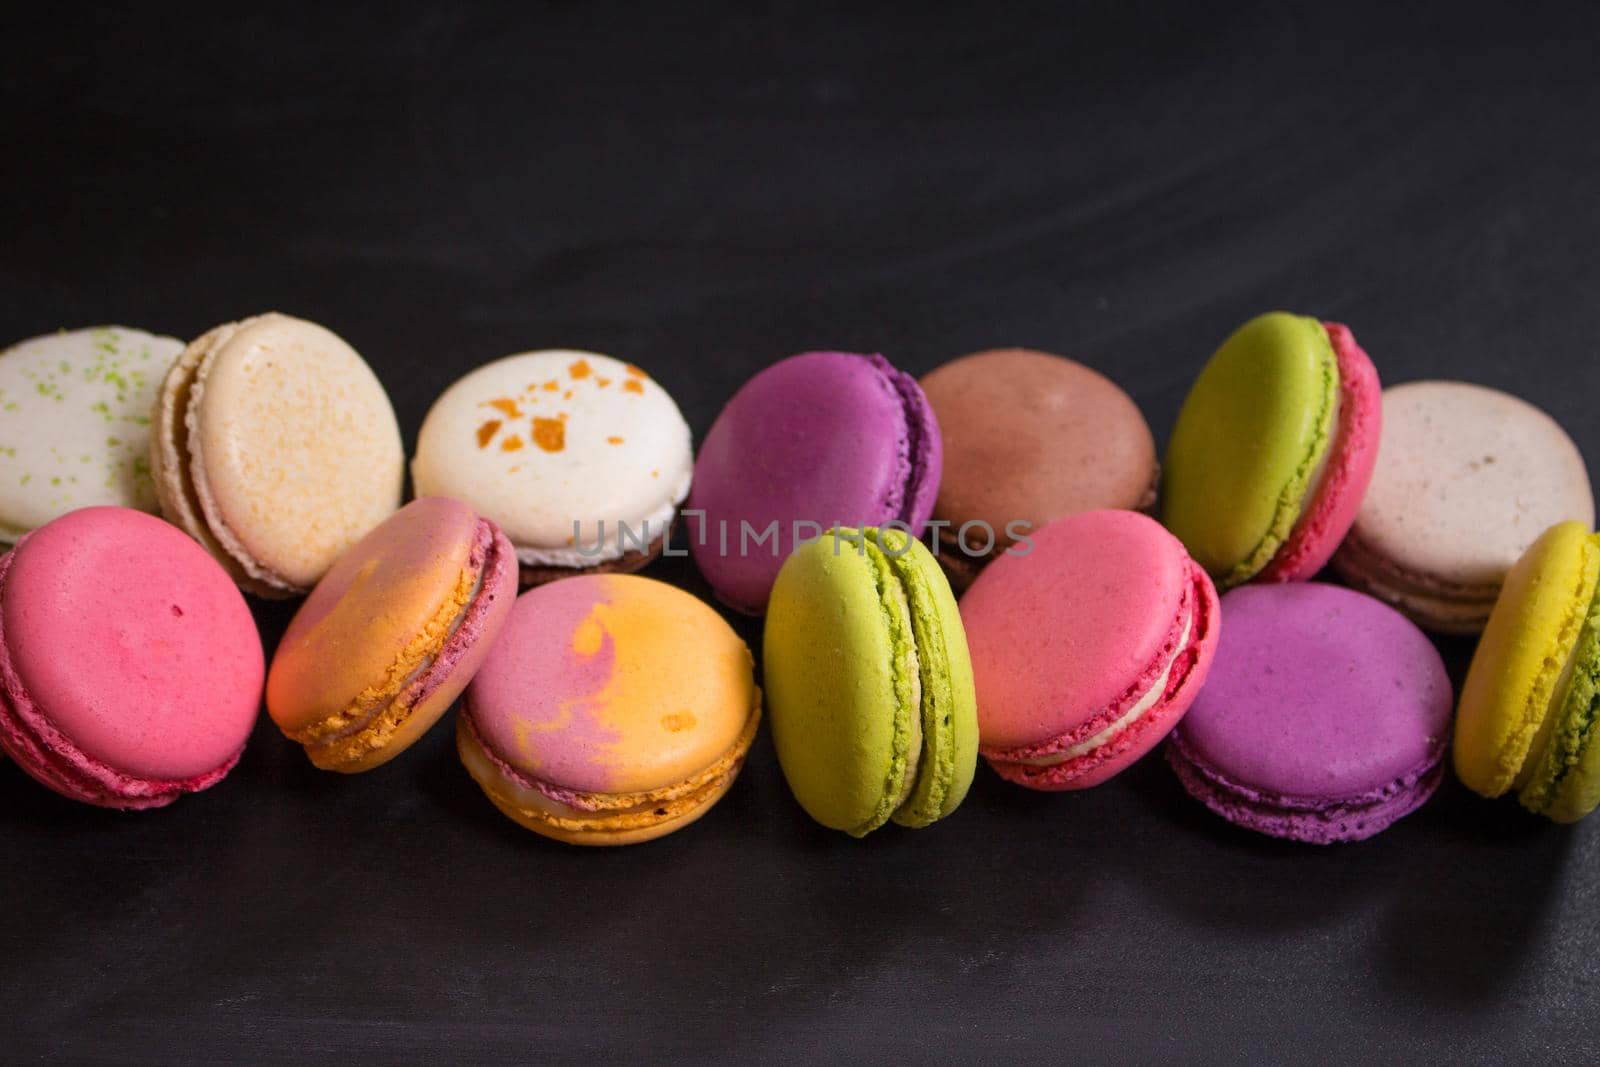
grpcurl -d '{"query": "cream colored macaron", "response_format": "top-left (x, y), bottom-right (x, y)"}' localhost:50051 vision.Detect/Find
top-left (0, 326), bottom-right (183, 543)
top-left (411, 351), bottom-right (692, 585)
top-left (151, 312), bottom-right (404, 598)
top-left (1333, 380), bottom-right (1594, 633)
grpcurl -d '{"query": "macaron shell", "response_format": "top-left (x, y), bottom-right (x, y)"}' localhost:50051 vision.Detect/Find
top-left (689, 352), bottom-right (942, 613)
top-left (1257, 322), bottom-right (1381, 581)
top-left (1175, 584), bottom-right (1451, 802)
top-left (962, 510), bottom-right (1193, 752)
top-left (411, 351), bottom-right (692, 567)
top-left (456, 716), bottom-right (742, 845)
top-left (1517, 583), bottom-right (1600, 822)
top-left (0, 327), bottom-right (182, 541)
top-left (1162, 312), bottom-right (1337, 586)
top-left (919, 349), bottom-right (1157, 541)
top-left (267, 497), bottom-right (483, 731)
top-left (1, 507), bottom-right (262, 782)
top-left (1454, 521), bottom-right (1600, 797)
top-left (764, 530), bottom-right (920, 834)
top-left (990, 557), bottom-right (1219, 792)
top-left (163, 313), bottom-right (404, 591)
top-left (1334, 380), bottom-right (1594, 612)
top-left (467, 574), bottom-right (756, 795)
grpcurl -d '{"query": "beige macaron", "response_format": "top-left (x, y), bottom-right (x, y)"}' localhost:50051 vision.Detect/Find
top-left (1332, 380), bottom-right (1594, 633)
top-left (151, 312), bottom-right (404, 598)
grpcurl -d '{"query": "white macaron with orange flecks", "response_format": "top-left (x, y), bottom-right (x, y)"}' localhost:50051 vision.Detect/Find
top-left (411, 350), bottom-right (692, 585)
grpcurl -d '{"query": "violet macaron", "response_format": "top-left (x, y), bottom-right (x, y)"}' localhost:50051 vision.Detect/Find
top-left (0, 507), bottom-right (262, 808)
top-left (688, 352), bottom-right (941, 614)
top-left (961, 510), bottom-right (1221, 789)
top-left (1166, 583), bottom-right (1452, 843)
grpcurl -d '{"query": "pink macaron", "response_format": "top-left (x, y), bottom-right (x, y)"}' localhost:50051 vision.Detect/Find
top-left (960, 509), bottom-right (1221, 789)
top-left (0, 507), bottom-right (263, 808)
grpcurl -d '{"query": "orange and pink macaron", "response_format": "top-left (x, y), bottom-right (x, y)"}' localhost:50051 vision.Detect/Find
top-left (961, 509), bottom-right (1220, 789)
top-left (0, 507), bottom-right (262, 808)
top-left (266, 497), bottom-right (517, 772)
top-left (458, 574), bottom-right (761, 845)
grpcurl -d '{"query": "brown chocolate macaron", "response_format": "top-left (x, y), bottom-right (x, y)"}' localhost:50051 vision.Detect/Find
top-left (919, 348), bottom-right (1158, 588)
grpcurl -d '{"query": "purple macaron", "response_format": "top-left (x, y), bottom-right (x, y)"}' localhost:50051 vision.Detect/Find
top-left (1166, 582), bottom-right (1452, 844)
top-left (688, 352), bottom-right (941, 613)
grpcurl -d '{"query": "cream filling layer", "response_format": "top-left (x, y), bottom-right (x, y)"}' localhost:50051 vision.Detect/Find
top-left (1019, 608), bottom-right (1193, 768)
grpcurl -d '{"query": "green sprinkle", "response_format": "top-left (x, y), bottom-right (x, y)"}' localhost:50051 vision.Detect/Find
top-left (58, 360), bottom-right (71, 374)
top-left (106, 437), bottom-right (121, 447)
top-left (20, 474), bottom-right (30, 486)
top-left (49, 477), bottom-right (60, 487)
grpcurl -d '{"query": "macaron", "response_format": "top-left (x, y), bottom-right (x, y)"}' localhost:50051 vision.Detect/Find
top-left (151, 312), bottom-right (404, 598)
top-left (1455, 521), bottom-right (1600, 822)
top-left (764, 526), bottom-right (978, 835)
top-left (266, 497), bottom-right (517, 772)
top-left (1162, 311), bottom-right (1381, 589)
top-left (961, 510), bottom-right (1219, 790)
top-left (0, 326), bottom-right (183, 543)
top-left (458, 574), bottom-right (760, 845)
top-left (690, 352), bottom-right (941, 614)
top-left (918, 348), bottom-right (1158, 589)
top-left (0, 507), bottom-right (262, 808)
top-left (1332, 381), bottom-right (1594, 634)
top-left (412, 351), bottom-right (693, 586)
top-left (1167, 583), bottom-right (1452, 843)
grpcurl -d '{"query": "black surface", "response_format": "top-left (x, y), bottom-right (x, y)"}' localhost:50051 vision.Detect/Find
top-left (4, 3), bottom-right (1600, 1062)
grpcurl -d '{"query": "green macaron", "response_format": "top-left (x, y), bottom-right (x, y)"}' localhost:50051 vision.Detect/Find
top-left (763, 526), bottom-right (979, 836)
top-left (1162, 311), bottom-right (1383, 590)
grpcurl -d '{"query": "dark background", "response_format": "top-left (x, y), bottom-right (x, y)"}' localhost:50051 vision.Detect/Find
top-left (4, 2), bottom-right (1599, 1062)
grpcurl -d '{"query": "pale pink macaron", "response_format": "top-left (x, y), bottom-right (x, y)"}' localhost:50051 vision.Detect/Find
top-left (960, 509), bottom-right (1221, 789)
top-left (0, 507), bottom-right (263, 808)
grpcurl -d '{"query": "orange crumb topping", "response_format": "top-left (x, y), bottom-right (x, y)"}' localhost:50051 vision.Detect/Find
top-left (597, 377), bottom-right (612, 388)
top-left (569, 359), bottom-right (591, 379)
top-left (501, 435), bottom-right (525, 452)
top-left (476, 420), bottom-right (502, 448)
top-left (625, 363), bottom-right (647, 378)
top-left (622, 379), bottom-right (644, 394)
top-left (533, 417), bottom-right (566, 452)
top-left (484, 397), bottom-right (523, 419)
top-left (607, 436), bottom-right (624, 445)
top-left (543, 380), bottom-right (560, 392)
top-left (563, 390), bottom-right (573, 399)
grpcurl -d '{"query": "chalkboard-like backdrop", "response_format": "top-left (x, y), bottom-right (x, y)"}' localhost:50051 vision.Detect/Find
top-left (4, 3), bottom-right (1599, 1062)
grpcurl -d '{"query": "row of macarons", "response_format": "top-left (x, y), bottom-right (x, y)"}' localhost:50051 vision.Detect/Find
top-left (0, 311), bottom-right (1595, 843)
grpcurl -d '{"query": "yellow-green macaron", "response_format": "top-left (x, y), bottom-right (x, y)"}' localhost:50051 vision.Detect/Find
top-left (763, 526), bottom-right (979, 836)
top-left (1455, 520), bottom-right (1600, 822)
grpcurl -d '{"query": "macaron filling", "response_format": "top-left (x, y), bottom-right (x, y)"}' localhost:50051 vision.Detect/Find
top-left (1014, 612), bottom-right (1193, 769)
top-left (1220, 324), bottom-right (1339, 589)
top-left (1513, 551), bottom-right (1600, 821)
top-left (1258, 322), bottom-right (1382, 583)
top-left (0, 549), bottom-right (239, 808)
top-left (456, 698), bottom-right (761, 838)
top-left (287, 520), bottom-right (510, 767)
top-left (980, 560), bottom-right (1215, 786)
top-left (1165, 731), bottom-right (1444, 844)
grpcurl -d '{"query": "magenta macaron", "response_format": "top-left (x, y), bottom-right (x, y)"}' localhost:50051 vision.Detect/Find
top-left (688, 351), bottom-right (941, 614)
top-left (1166, 583), bottom-right (1452, 843)
top-left (960, 509), bottom-right (1221, 789)
top-left (0, 506), bottom-right (263, 808)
